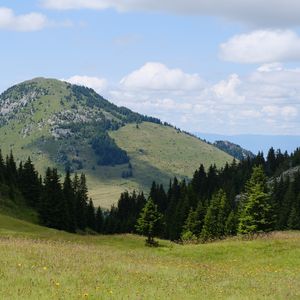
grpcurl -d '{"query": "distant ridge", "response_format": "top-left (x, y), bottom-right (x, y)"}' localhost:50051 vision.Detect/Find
top-left (196, 133), bottom-right (300, 155)
top-left (213, 140), bottom-right (255, 160)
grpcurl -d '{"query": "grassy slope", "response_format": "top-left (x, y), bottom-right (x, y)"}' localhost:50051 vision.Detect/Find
top-left (66, 122), bottom-right (233, 208)
top-left (0, 213), bottom-right (299, 299)
top-left (0, 191), bottom-right (38, 224)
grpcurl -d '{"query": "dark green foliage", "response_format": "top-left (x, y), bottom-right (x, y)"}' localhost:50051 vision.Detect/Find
top-left (104, 146), bottom-right (300, 242)
top-left (135, 198), bottom-right (163, 245)
top-left (63, 170), bottom-right (76, 232)
top-left (201, 189), bottom-right (230, 241)
top-left (91, 133), bottom-right (129, 166)
top-left (18, 158), bottom-right (41, 208)
top-left (225, 211), bottom-right (237, 236)
top-left (95, 207), bottom-right (104, 233)
top-left (104, 191), bottom-right (146, 234)
top-left (74, 174), bottom-right (89, 230)
top-left (87, 199), bottom-right (96, 231)
top-left (39, 168), bottom-right (68, 230)
top-left (181, 208), bottom-right (201, 241)
top-left (0, 149), bottom-right (105, 234)
top-left (238, 166), bottom-right (273, 234)
top-left (288, 193), bottom-right (300, 229)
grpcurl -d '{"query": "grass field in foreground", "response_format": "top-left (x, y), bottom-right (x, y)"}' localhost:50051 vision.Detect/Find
top-left (0, 213), bottom-right (300, 299)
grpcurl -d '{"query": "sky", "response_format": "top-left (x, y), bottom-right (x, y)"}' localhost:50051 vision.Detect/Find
top-left (1, 0), bottom-right (300, 136)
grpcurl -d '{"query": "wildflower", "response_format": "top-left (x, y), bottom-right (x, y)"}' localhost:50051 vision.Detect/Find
top-left (43, 267), bottom-right (47, 270)
top-left (55, 282), bottom-right (60, 287)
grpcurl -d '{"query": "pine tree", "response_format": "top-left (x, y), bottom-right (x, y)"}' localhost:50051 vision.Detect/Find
top-left (95, 207), bottom-right (104, 233)
top-left (266, 147), bottom-right (277, 175)
top-left (278, 179), bottom-right (294, 229)
top-left (287, 193), bottom-right (300, 230)
top-left (86, 199), bottom-right (96, 230)
top-left (40, 168), bottom-right (68, 230)
top-left (5, 151), bottom-right (17, 186)
top-left (74, 173), bottom-right (88, 230)
top-left (181, 208), bottom-right (200, 242)
top-left (201, 189), bottom-right (228, 241)
top-left (136, 198), bottom-right (163, 246)
top-left (63, 170), bottom-right (76, 232)
top-left (18, 157), bottom-right (41, 208)
top-left (0, 149), bottom-right (4, 183)
top-left (238, 166), bottom-right (273, 235)
top-left (224, 211), bottom-right (237, 236)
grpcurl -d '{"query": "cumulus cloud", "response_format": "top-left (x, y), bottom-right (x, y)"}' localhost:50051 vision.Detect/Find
top-left (42, 0), bottom-right (300, 27)
top-left (0, 7), bottom-right (48, 31)
top-left (62, 75), bottom-right (108, 92)
top-left (212, 74), bottom-right (245, 104)
top-left (108, 62), bottom-right (300, 135)
top-left (120, 62), bottom-right (205, 91)
top-left (262, 105), bottom-right (298, 119)
top-left (220, 30), bottom-right (300, 64)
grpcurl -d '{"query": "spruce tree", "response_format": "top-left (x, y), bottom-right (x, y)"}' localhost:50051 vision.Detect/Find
top-left (40, 168), bottom-right (68, 230)
top-left (136, 198), bottom-right (163, 245)
top-left (74, 173), bottom-right (88, 230)
top-left (181, 208), bottom-right (200, 241)
top-left (18, 157), bottom-right (41, 208)
top-left (95, 206), bottom-right (104, 233)
top-left (201, 189), bottom-right (228, 241)
top-left (63, 170), bottom-right (76, 232)
top-left (238, 166), bottom-right (273, 235)
top-left (87, 199), bottom-right (96, 230)
top-left (224, 211), bottom-right (237, 236)
top-left (287, 193), bottom-right (300, 230)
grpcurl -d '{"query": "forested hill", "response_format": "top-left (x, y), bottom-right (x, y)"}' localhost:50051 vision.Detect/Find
top-left (0, 78), bottom-right (233, 207)
top-left (104, 147), bottom-right (300, 241)
top-left (213, 140), bottom-right (255, 160)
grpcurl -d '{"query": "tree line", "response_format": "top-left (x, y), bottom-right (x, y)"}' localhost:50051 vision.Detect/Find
top-left (0, 150), bottom-right (103, 233)
top-left (103, 147), bottom-right (300, 242)
top-left (1, 146), bottom-right (300, 243)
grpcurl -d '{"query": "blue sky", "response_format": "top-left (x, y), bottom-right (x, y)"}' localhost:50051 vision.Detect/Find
top-left (1, 0), bottom-right (300, 136)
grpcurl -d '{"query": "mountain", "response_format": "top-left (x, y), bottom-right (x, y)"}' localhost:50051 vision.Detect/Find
top-left (213, 140), bottom-right (255, 161)
top-left (196, 132), bottom-right (300, 155)
top-left (0, 78), bottom-right (233, 207)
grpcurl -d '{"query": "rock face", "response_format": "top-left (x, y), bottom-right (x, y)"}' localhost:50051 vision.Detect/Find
top-left (214, 140), bottom-right (255, 161)
top-left (275, 166), bottom-right (300, 182)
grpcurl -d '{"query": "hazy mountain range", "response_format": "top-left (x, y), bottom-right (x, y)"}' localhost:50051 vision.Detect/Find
top-left (196, 133), bottom-right (300, 155)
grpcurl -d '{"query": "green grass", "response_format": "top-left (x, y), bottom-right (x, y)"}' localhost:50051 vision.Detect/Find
top-left (0, 213), bottom-right (300, 299)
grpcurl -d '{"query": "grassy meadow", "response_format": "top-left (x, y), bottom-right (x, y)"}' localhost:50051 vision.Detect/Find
top-left (0, 213), bottom-right (300, 299)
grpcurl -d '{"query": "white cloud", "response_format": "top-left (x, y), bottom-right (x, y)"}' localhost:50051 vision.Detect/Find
top-left (42, 0), bottom-right (300, 27)
top-left (257, 63), bottom-right (284, 73)
top-left (220, 30), bottom-right (300, 64)
top-left (212, 74), bottom-right (245, 104)
top-left (108, 62), bottom-right (300, 135)
top-left (120, 62), bottom-right (205, 91)
top-left (62, 75), bottom-right (108, 92)
top-left (262, 105), bottom-right (298, 119)
top-left (0, 7), bottom-right (48, 31)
